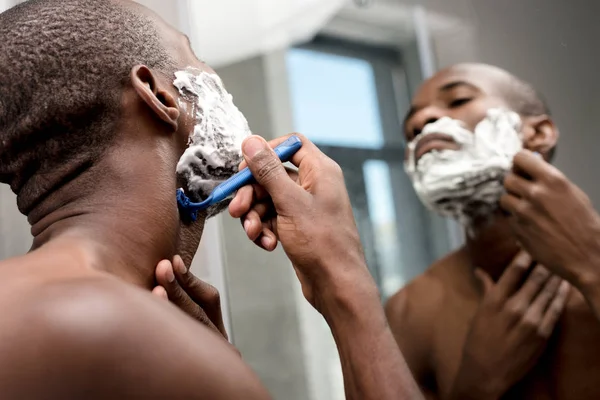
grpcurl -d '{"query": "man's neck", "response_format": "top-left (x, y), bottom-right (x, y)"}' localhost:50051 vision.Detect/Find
top-left (465, 212), bottom-right (521, 282)
top-left (27, 144), bottom-right (180, 289)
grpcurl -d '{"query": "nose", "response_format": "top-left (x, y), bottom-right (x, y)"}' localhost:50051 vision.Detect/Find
top-left (410, 106), bottom-right (446, 138)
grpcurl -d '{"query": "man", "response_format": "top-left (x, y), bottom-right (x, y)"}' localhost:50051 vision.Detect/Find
top-left (386, 63), bottom-right (600, 399)
top-left (0, 0), bottom-right (421, 398)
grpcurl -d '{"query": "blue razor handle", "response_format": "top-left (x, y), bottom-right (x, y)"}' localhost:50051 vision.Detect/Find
top-left (177, 135), bottom-right (303, 220)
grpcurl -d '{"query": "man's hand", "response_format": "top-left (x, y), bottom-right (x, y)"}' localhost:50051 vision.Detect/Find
top-left (229, 134), bottom-right (422, 400)
top-left (500, 151), bottom-right (600, 291)
top-left (449, 251), bottom-right (570, 400)
top-left (152, 255), bottom-right (229, 341)
top-left (229, 134), bottom-right (374, 313)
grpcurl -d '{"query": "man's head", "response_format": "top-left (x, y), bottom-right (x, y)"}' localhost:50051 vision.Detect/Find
top-left (403, 63), bottom-right (559, 227)
top-left (0, 0), bottom-right (245, 220)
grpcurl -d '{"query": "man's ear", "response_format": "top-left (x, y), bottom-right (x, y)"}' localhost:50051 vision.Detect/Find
top-left (131, 65), bottom-right (180, 132)
top-left (521, 114), bottom-right (559, 160)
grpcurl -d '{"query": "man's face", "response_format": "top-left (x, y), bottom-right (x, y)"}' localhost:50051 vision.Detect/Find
top-left (403, 65), bottom-right (525, 227)
top-left (404, 64), bottom-right (512, 150)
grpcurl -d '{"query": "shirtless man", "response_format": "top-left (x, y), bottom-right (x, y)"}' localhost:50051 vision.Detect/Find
top-left (386, 63), bottom-right (600, 399)
top-left (0, 1), bottom-right (421, 398)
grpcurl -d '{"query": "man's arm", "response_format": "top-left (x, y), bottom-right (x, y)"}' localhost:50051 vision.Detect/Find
top-left (228, 134), bottom-right (424, 400)
top-left (321, 274), bottom-right (423, 400)
top-left (0, 278), bottom-right (270, 400)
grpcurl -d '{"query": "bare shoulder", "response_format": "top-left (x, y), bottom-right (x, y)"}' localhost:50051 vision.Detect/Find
top-left (0, 277), bottom-right (270, 400)
top-left (385, 252), bottom-right (459, 335)
top-left (384, 250), bottom-right (465, 384)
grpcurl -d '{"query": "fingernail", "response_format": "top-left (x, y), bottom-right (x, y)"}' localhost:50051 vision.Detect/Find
top-left (261, 236), bottom-right (273, 249)
top-left (244, 219), bottom-right (252, 234)
top-left (175, 258), bottom-right (188, 275)
top-left (166, 267), bottom-right (175, 283)
top-left (243, 136), bottom-right (266, 159)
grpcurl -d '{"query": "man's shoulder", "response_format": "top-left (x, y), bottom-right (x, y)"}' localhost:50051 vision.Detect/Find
top-left (0, 277), bottom-right (269, 399)
top-left (385, 269), bottom-right (444, 332)
top-left (385, 249), bottom-right (469, 345)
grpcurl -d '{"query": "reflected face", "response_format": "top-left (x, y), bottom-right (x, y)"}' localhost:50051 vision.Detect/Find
top-left (404, 64), bottom-right (513, 147)
top-left (403, 65), bottom-right (525, 228)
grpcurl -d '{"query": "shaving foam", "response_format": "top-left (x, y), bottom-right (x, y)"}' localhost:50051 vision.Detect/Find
top-left (405, 108), bottom-right (522, 228)
top-left (174, 68), bottom-right (251, 216)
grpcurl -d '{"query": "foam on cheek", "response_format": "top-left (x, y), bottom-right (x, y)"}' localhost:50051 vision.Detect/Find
top-left (174, 68), bottom-right (251, 213)
top-left (405, 108), bottom-right (523, 227)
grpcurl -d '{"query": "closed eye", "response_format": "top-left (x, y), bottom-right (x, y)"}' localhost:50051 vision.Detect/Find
top-left (449, 98), bottom-right (473, 108)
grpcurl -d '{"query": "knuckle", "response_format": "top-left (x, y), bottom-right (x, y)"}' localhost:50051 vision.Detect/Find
top-left (505, 302), bottom-right (526, 319)
top-left (253, 153), bottom-right (283, 183)
top-left (527, 184), bottom-right (544, 201)
top-left (514, 200), bottom-right (531, 217)
top-left (546, 169), bottom-right (567, 188)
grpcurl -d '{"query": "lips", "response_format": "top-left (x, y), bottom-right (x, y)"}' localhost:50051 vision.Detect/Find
top-left (414, 133), bottom-right (460, 162)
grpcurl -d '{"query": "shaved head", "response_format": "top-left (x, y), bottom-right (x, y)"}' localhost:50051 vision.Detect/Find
top-left (448, 63), bottom-right (550, 117)
top-left (405, 63), bottom-right (556, 161)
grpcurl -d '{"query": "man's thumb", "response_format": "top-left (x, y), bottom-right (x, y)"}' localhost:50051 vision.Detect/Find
top-left (242, 136), bottom-right (297, 203)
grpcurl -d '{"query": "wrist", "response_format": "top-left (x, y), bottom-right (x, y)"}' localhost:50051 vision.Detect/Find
top-left (316, 266), bottom-right (382, 326)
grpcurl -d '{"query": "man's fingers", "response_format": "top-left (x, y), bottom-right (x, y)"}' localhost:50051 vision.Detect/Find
top-left (497, 251), bottom-right (533, 297)
top-left (514, 264), bottom-right (552, 304)
top-left (230, 185), bottom-right (257, 219)
top-left (230, 167), bottom-right (299, 219)
top-left (155, 259), bottom-right (220, 333)
top-left (538, 281), bottom-right (571, 338)
top-left (523, 275), bottom-right (562, 324)
top-left (513, 150), bottom-right (563, 184)
top-left (152, 286), bottom-right (168, 301)
top-left (241, 201), bottom-right (275, 241)
top-left (499, 192), bottom-right (529, 219)
top-left (171, 256), bottom-right (228, 340)
top-left (504, 172), bottom-right (531, 198)
top-left (242, 136), bottom-right (306, 205)
top-left (256, 228), bottom-right (278, 252)
top-left (241, 133), bottom-right (322, 170)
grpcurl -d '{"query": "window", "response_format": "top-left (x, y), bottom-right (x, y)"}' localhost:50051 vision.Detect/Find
top-left (287, 37), bottom-right (454, 301)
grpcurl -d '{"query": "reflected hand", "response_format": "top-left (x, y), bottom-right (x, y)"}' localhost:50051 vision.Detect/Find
top-left (449, 251), bottom-right (570, 400)
top-left (501, 151), bottom-right (600, 289)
